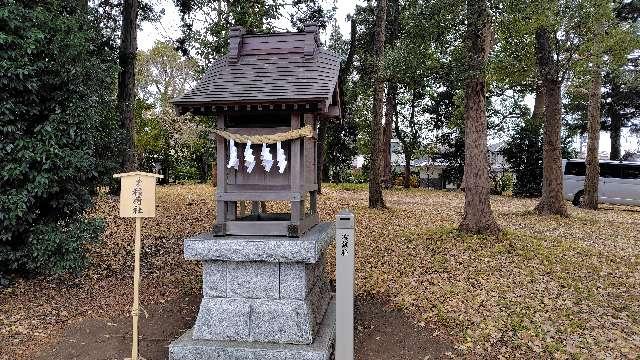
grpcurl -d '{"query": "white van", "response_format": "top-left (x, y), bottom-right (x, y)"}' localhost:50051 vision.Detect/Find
top-left (563, 159), bottom-right (640, 206)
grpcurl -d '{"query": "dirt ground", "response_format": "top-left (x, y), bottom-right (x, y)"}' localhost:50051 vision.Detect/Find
top-left (4, 184), bottom-right (640, 359)
top-left (32, 295), bottom-right (452, 360)
top-left (354, 296), bottom-right (453, 360)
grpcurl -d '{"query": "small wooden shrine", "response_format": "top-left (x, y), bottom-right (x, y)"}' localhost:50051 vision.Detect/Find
top-left (173, 23), bottom-right (341, 237)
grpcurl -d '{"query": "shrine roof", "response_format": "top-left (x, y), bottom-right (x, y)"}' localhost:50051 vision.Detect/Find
top-left (172, 24), bottom-right (341, 115)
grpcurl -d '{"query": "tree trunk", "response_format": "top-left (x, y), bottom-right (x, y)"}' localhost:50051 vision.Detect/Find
top-left (532, 80), bottom-right (545, 124)
top-left (534, 27), bottom-right (568, 216)
top-left (459, 0), bottom-right (500, 234)
top-left (383, 82), bottom-right (397, 188)
top-left (609, 73), bottom-right (622, 160)
top-left (369, 0), bottom-right (387, 209)
top-left (316, 120), bottom-right (326, 194)
top-left (403, 153), bottom-right (411, 188)
top-left (610, 111), bottom-right (622, 160)
top-left (583, 68), bottom-right (602, 210)
top-left (117, 0), bottom-right (139, 172)
top-left (338, 16), bottom-right (357, 121)
top-left (382, 0), bottom-right (400, 189)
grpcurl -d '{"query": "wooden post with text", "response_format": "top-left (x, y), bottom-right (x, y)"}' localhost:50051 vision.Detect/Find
top-left (336, 210), bottom-right (355, 360)
top-left (113, 172), bottom-right (163, 360)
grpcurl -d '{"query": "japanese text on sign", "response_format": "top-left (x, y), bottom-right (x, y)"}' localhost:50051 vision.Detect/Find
top-left (132, 177), bottom-right (144, 215)
top-left (113, 172), bottom-right (161, 218)
top-left (340, 233), bottom-right (349, 257)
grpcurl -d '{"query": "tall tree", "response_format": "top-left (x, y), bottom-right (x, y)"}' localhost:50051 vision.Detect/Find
top-left (369, 0), bottom-right (387, 208)
top-left (517, 0), bottom-right (639, 215)
top-left (289, 0), bottom-right (335, 31)
top-left (394, 88), bottom-right (423, 188)
top-left (176, 0), bottom-right (331, 63)
top-left (608, 0), bottom-right (640, 159)
top-left (560, 0), bottom-right (638, 206)
top-left (534, 26), bottom-right (568, 216)
top-left (385, 8), bottom-right (437, 189)
top-left (382, 0), bottom-right (400, 188)
top-left (322, 15), bottom-right (358, 184)
top-left (176, 0), bottom-right (284, 62)
top-left (578, 5), bottom-right (634, 208)
top-left (136, 41), bottom-right (200, 182)
top-left (136, 41), bottom-right (198, 109)
top-left (583, 67), bottom-right (602, 209)
top-left (605, 56), bottom-right (640, 160)
top-left (117, 0), bottom-right (139, 171)
top-left (459, 0), bottom-right (500, 234)
top-left (319, 15), bottom-right (358, 192)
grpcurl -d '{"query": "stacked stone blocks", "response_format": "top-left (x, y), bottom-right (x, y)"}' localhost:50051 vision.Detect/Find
top-left (194, 255), bottom-right (330, 344)
top-left (180, 224), bottom-right (333, 337)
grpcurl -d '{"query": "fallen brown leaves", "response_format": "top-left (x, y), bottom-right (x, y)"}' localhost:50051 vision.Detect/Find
top-left (1, 184), bottom-right (639, 359)
top-left (0, 184), bottom-right (210, 360)
top-left (322, 186), bottom-right (640, 359)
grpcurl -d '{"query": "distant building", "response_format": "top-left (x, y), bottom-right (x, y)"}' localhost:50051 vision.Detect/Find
top-left (348, 140), bottom-right (510, 189)
top-left (389, 139), bottom-right (509, 189)
top-left (389, 139), bottom-right (451, 189)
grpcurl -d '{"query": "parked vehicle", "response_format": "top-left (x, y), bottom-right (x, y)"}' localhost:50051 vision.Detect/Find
top-left (563, 159), bottom-right (640, 206)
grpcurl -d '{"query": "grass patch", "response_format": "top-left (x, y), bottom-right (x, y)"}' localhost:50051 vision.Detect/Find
top-left (324, 182), bottom-right (369, 191)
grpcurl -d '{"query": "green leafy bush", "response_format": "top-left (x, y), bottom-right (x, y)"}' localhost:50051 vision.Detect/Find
top-left (0, 1), bottom-right (118, 274)
top-left (503, 119), bottom-right (576, 197)
top-left (502, 120), bottom-right (544, 197)
top-left (490, 171), bottom-right (514, 195)
top-left (24, 218), bottom-right (104, 274)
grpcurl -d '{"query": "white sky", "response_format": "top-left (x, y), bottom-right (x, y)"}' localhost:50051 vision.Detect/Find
top-left (138, 0), bottom-right (638, 156)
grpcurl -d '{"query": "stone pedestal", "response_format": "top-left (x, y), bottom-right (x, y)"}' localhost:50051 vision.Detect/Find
top-left (169, 222), bottom-right (336, 360)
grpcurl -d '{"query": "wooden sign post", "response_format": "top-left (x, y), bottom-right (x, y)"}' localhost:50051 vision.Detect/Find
top-left (336, 210), bottom-right (355, 360)
top-left (113, 172), bottom-right (163, 360)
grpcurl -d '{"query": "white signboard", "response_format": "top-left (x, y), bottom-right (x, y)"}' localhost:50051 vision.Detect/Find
top-left (113, 172), bottom-right (163, 218)
top-left (336, 210), bottom-right (355, 360)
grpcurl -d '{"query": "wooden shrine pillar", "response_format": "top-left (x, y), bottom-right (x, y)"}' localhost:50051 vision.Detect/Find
top-left (290, 112), bottom-right (304, 233)
top-left (215, 114), bottom-right (228, 234)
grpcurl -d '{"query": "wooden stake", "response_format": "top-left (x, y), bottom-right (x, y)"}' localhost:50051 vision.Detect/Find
top-left (112, 171), bottom-right (162, 360)
top-left (132, 217), bottom-right (142, 360)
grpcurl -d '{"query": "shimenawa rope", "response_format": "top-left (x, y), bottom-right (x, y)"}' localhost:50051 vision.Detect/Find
top-left (211, 125), bottom-right (313, 144)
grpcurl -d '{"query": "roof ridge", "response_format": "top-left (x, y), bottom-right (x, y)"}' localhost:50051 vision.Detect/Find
top-left (171, 25), bottom-right (341, 111)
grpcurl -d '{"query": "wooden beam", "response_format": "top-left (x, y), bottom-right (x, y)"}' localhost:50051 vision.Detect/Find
top-left (215, 113), bottom-right (227, 235)
top-left (218, 191), bottom-right (290, 204)
top-left (290, 112), bottom-right (302, 226)
top-left (227, 220), bottom-right (288, 236)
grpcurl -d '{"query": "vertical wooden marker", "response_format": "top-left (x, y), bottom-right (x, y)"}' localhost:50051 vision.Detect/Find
top-left (336, 210), bottom-right (355, 360)
top-left (113, 172), bottom-right (163, 360)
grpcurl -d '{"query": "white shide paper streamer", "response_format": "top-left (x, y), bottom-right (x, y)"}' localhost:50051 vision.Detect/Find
top-left (276, 141), bottom-right (287, 173)
top-left (260, 143), bottom-right (274, 172)
top-left (244, 141), bottom-right (256, 173)
top-left (227, 139), bottom-right (239, 170)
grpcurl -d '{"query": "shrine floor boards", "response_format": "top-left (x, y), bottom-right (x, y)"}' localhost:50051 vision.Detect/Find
top-left (33, 295), bottom-right (453, 360)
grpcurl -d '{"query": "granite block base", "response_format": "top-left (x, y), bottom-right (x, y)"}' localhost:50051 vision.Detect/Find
top-left (169, 297), bottom-right (336, 360)
top-left (193, 279), bottom-right (330, 344)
